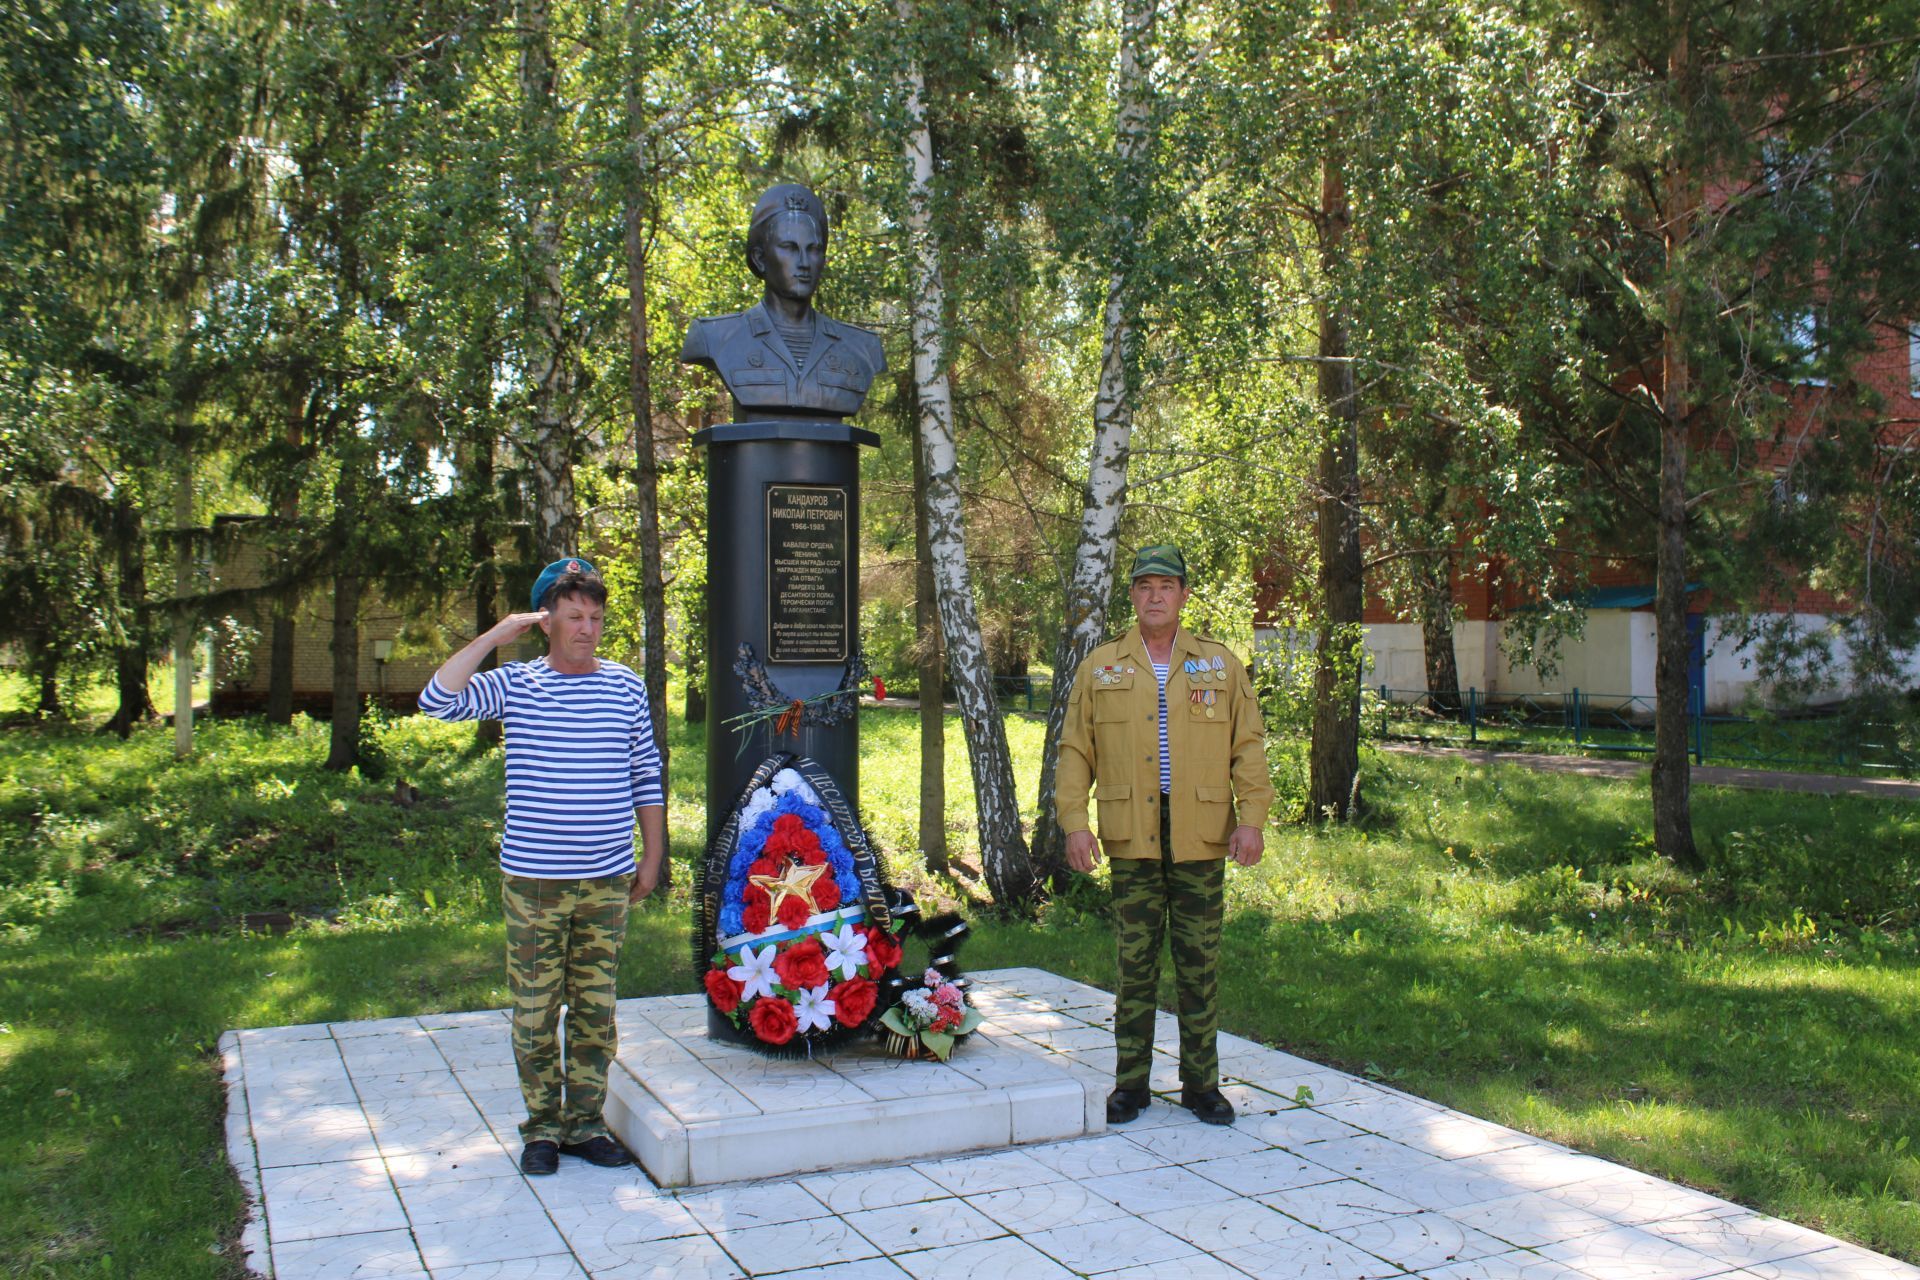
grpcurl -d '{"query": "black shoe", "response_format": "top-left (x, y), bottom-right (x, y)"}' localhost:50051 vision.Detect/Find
top-left (520, 1140), bottom-right (559, 1175)
top-left (1181, 1085), bottom-right (1236, 1126)
top-left (558, 1135), bottom-right (633, 1167)
top-left (1106, 1087), bottom-right (1153, 1125)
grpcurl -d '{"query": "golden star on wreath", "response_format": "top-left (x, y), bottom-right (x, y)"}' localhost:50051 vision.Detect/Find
top-left (749, 858), bottom-right (828, 920)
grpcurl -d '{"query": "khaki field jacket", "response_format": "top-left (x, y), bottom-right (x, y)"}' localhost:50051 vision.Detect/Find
top-left (1055, 626), bottom-right (1274, 861)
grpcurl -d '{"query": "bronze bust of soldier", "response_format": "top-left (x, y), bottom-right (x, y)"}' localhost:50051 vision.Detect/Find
top-left (681, 183), bottom-right (886, 422)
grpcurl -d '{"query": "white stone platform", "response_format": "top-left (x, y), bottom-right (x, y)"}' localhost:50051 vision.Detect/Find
top-left (223, 968), bottom-right (1920, 1279)
top-left (607, 988), bottom-right (1104, 1186)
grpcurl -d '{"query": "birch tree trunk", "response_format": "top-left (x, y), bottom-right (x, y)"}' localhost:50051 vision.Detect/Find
top-left (1031, 0), bottom-right (1156, 888)
top-left (895, 17), bottom-right (1036, 908)
top-left (1308, 0), bottom-right (1364, 818)
top-left (912, 393), bottom-right (948, 874)
top-left (520, 0), bottom-right (575, 560)
top-left (1653, 0), bottom-right (1701, 869)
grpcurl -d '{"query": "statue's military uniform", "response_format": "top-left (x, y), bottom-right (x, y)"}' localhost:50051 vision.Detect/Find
top-left (681, 301), bottom-right (885, 421)
top-left (1056, 625), bottom-right (1272, 1097)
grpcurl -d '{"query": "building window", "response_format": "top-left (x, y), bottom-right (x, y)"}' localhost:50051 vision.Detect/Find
top-left (1786, 310), bottom-right (1827, 386)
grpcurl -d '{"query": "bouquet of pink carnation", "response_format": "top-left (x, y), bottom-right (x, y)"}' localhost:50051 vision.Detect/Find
top-left (878, 968), bottom-right (983, 1060)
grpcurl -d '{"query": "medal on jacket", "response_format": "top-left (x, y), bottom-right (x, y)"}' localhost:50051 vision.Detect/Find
top-left (1205, 689), bottom-right (1217, 717)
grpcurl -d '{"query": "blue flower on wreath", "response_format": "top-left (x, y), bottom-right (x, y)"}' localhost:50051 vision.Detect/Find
top-left (717, 791), bottom-right (864, 937)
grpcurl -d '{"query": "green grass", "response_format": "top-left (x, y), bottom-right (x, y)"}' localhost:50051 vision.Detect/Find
top-left (2, 703), bottom-right (1919, 1274)
top-left (0, 664), bottom-right (210, 725)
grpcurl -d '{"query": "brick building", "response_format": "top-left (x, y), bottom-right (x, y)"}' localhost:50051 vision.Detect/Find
top-left (207, 517), bottom-right (538, 716)
top-left (1257, 326), bottom-right (1920, 713)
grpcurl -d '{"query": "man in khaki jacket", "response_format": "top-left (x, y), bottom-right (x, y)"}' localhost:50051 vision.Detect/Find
top-left (1058, 545), bottom-right (1273, 1126)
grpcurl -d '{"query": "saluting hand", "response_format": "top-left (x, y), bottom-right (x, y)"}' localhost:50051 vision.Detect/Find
top-left (488, 611), bottom-right (549, 647)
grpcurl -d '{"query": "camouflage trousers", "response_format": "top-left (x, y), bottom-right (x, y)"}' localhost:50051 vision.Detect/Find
top-left (502, 872), bottom-right (633, 1145)
top-left (1110, 805), bottom-right (1225, 1092)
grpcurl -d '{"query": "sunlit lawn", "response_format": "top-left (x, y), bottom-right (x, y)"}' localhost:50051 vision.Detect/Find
top-left (1, 696), bottom-right (1917, 1274)
top-left (0, 664), bottom-right (209, 723)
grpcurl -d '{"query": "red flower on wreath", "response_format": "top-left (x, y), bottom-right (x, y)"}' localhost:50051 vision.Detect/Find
top-left (776, 894), bottom-right (812, 930)
top-left (742, 899), bottom-right (771, 934)
top-left (764, 814), bottom-right (808, 859)
top-left (750, 855), bottom-right (779, 880)
top-left (748, 997), bottom-right (797, 1045)
top-left (813, 877), bottom-right (841, 912)
top-left (704, 968), bottom-right (743, 1014)
top-left (862, 925), bottom-right (902, 973)
top-left (774, 938), bottom-right (830, 990)
top-left (830, 977), bottom-right (877, 1027)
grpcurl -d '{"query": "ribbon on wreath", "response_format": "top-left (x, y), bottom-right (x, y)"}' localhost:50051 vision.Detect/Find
top-left (690, 752), bottom-right (787, 978)
top-left (786, 754), bottom-right (892, 931)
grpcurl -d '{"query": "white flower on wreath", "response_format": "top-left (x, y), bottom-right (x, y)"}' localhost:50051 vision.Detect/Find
top-left (740, 786), bottom-right (777, 830)
top-left (822, 923), bottom-right (868, 979)
top-left (902, 989), bottom-right (938, 1022)
top-left (770, 769), bottom-right (821, 805)
top-left (794, 983), bottom-right (837, 1033)
top-left (727, 943), bottom-right (778, 1002)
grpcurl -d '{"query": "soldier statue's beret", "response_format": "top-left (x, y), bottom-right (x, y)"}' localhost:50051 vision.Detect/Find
top-left (746, 184), bottom-right (829, 276)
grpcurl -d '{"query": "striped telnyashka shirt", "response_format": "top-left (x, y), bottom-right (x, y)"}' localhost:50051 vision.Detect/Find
top-left (1151, 658), bottom-right (1172, 793)
top-left (418, 658), bottom-right (664, 879)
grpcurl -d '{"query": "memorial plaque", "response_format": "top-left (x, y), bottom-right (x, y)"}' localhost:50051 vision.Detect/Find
top-left (765, 483), bottom-right (849, 662)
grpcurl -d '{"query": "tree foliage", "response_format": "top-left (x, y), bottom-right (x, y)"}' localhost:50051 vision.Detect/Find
top-left (4, 0), bottom-right (1918, 882)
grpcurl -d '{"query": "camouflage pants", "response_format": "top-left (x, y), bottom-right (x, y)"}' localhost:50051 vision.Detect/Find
top-left (1110, 805), bottom-right (1225, 1092)
top-left (502, 872), bottom-right (633, 1145)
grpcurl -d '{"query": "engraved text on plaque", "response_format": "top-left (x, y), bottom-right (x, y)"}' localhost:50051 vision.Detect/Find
top-left (765, 483), bottom-right (849, 662)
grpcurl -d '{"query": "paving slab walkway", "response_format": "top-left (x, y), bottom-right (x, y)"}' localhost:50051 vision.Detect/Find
top-left (224, 968), bottom-right (1917, 1280)
top-left (1380, 741), bottom-right (1920, 800)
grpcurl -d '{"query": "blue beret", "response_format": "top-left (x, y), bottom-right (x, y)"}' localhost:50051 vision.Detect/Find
top-left (531, 557), bottom-right (598, 611)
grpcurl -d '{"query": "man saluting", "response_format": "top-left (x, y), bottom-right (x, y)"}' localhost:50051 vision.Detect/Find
top-left (419, 557), bottom-right (666, 1174)
top-left (1056, 546), bottom-right (1273, 1127)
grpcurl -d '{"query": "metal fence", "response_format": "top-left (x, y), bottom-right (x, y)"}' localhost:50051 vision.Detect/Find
top-left (993, 674), bottom-right (1054, 713)
top-left (1371, 685), bottom-right (1918, 776)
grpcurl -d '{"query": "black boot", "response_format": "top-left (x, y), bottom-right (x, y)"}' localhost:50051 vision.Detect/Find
top-left (1180, 1086), bottom-right (1235, 1126)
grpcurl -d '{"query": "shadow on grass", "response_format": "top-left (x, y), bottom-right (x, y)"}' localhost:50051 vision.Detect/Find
top-left (0, 891), bottom-right (708, 1276)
